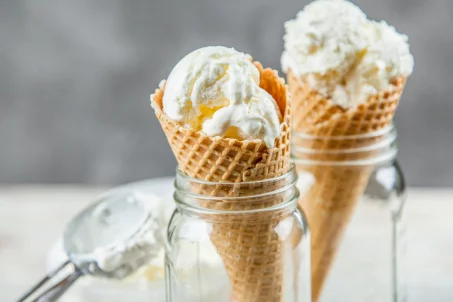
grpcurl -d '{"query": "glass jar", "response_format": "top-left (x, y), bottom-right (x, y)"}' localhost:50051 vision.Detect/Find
top-left (165, 164), bottom-right (311, 302)
top-left (292, 125), bottom-right (406, 302)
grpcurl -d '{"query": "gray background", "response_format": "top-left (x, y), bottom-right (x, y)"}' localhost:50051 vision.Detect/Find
top-left (0, 0), bottom-right (452, 186)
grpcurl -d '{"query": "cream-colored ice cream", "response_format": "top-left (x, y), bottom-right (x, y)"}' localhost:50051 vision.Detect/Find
top-left (281, 0), bottom-right (414, 107)
top-left (161, 46), bottom-right (282, 148)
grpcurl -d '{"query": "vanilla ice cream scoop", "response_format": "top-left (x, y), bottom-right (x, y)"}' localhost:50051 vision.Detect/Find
top-left (281, 0), bottom-right (414, 107)
top-left (162, 46), bottom-right (282, 148)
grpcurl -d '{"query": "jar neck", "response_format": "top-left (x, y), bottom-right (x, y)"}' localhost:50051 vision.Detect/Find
top-left (173, 163), bottom-right (299, 216)
top-left (291, 125), bottom-right (397, 165)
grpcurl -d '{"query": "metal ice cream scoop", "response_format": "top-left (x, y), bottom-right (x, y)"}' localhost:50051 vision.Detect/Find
top-left (17, 190), bottom-right (162, 302)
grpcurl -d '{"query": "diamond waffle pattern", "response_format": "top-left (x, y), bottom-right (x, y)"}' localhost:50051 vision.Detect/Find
top-left (287, 69), bottom-right (407, 302)
top-left (289, 70), bottom-right (405, 137)
top-left (152, 62), bottom-right (292, 302)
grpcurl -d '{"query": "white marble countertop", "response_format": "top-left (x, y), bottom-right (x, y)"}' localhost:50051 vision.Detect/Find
top-left (0, 182), bottom-right (452, 301)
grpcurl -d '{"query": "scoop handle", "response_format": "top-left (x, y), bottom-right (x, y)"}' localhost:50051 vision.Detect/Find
top-left (16, 260), bottom-right (83, 302)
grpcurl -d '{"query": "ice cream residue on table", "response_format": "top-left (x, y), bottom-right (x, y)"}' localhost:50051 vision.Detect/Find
top-left (281, 0), bottom-right (414, 107)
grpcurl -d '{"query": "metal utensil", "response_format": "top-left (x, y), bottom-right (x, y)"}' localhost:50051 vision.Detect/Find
top-left (17, 191), bottom-right (160, 302)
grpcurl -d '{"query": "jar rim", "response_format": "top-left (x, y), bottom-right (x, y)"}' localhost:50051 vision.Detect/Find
top-left (174, 175), bottom-right (298, 201)
top-left (174, 192), bottom-right (300, 215)
top-left (291, 149), bottom-right (397, 166)
top-left (173, 163), bottom-right (300, 215)
top-left (175, 162), bottom-right (297, 187)
top-left (292, 129), bottom-right (397, 155)
top-left (292, 124), bottom-right (395, 140)
top-left (291, 125), bottom-right (398, 165)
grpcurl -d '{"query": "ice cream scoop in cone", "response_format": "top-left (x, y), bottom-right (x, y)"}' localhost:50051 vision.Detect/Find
top-left (151, 47), bottom-right (293, 302)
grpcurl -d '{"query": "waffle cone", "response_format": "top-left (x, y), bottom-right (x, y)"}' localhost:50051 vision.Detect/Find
top-left (288, 69), bottom-right (406, 301)
top-left (152, 62), bottom-right (292, 302)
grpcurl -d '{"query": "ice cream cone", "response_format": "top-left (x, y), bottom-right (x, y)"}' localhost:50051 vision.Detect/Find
top-left (288, 69), bottom-right (406, 301)
top-left (152, 62), bottom-right (292, 302)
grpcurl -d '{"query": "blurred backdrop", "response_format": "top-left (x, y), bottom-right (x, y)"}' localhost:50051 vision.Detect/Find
top-left (0, 0), bottom-right (452, 186)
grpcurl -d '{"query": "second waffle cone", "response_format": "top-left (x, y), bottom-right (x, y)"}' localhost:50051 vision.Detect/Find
top-left (288, 69), bottom-right (406, 301)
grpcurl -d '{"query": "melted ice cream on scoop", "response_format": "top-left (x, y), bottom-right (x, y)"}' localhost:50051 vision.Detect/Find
top-left (64, 191), bottom-right (163, 279)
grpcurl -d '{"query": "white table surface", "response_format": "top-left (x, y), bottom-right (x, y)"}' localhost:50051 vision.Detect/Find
top-left (0, 179), bottom-right (452, 301)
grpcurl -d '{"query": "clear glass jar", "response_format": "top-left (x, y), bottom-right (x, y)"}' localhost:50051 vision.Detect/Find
top-left (165, 164), bottom-right (311, 302)
top-left (292, 125), bottom-right (406, 302)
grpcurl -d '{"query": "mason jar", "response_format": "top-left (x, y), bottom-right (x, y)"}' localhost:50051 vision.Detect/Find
top-left (165, 164), bottom-right (311, 302)
top-left (292, 125), bottom-right (406, 302)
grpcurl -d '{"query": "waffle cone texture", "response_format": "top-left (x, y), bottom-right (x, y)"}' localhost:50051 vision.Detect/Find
top-left (287, 69), bottom-right (406, 302)
top-left (152, 62), bottom-right (292, 302)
